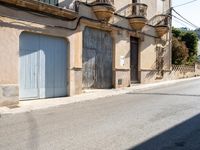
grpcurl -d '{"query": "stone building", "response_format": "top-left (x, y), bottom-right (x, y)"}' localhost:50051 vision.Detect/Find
top-left (0, 0), bottom-right (172, 106)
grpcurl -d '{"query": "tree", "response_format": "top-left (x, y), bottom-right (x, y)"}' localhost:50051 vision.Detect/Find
top-left (172, 37), bottom-right (189, 65)
top-left (181, 31), bottom-right (198, 64)
top-left (172, 28), bottom-right (199, 65)
top-left (172, 27), bottom-right (183, 38)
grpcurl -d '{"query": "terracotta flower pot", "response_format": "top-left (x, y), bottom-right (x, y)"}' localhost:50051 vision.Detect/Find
top-left (129, 17), bottom-right (147, 30)
top-left (155, 25), bottom-right (169, 37)
top-left (92, 4), bottom-right (115, 22)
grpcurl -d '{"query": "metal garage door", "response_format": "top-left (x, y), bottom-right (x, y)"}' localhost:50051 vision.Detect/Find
top-left (83, 27), bottom-right (113, 89)
top-left (20, 32), bottom-right (68, 99)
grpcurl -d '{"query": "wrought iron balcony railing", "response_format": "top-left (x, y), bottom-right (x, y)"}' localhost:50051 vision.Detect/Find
top-left (148, 14), bottom-right (170, 27)
top-left (38, 0), bottom-right (58, 6)
top-left (86, 0), bottom-right (114, 5)
top-left (95, 0), bottom-right (114, 5)
top-left (129, 3), bottom-right (147, 18)
top-left (156, 15), bottom-right (170, 26)
top-left (153, 15), bottom-right (170, 37)
top-left (0, 0), bottom-right (78, 19)
top-left (116, 3), bottom-right (147, 18)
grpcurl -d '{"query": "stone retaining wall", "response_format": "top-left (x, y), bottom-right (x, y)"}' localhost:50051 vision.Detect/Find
top-left (0, 85), bottom-right (19, 106)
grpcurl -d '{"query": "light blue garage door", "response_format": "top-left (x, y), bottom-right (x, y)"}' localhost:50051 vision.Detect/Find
top-left (20, 32), bottom-right (68, 100)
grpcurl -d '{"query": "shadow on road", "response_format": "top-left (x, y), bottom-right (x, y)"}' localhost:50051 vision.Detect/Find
top-left (128, 92), bottom-right (200, 97)
top-left (128, 114), bottom-right (200, 150)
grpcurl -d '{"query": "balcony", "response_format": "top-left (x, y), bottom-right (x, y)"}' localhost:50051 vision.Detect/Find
top-left (38, 0), bottom-right (58, 6)
top-left (154, 15), bottom-right (170, 37)
top-left (126, 3), bottom-right (148, 30)
top-left (91, 0), bottom-right (115, 22)
top-left (0, 0), bottom-right (78, 20)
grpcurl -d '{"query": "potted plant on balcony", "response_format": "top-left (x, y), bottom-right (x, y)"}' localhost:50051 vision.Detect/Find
top-left (155, 25), bottom-right (169, 37)
top-left (129, 16), bottom-right (147, 30)
top-left (92, 0), bottom-right (116, 23)
top-left (128, 3), bottom-right (148, 30)
top-left (155, 15), bottom-right (169, 37)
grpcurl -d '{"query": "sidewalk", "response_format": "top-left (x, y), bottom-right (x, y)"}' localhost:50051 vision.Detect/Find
top-left (1, 77), bottom-right (200, 115)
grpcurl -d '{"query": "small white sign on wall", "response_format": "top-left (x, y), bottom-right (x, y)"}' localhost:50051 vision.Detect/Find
top-left (120, 56), bottom-right (125, 66)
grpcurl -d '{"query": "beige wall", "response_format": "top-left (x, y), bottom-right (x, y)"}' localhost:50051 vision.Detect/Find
top-left (113, 30), bottom-right (131, 88)
top-left (0, 5), bottom-right (85, 97)
top-left (114, 0), bottom-right (131, 16)
top-left (0, 26), bottom-right (21, 84)
top-left (59, 0), bottom-right (74, 8)
top-left (114, 30), bottom-right (130, 69)
top-left (0, 0), bottom-right (172, 106)
top-left (0, 1), bottom-right (172, 85)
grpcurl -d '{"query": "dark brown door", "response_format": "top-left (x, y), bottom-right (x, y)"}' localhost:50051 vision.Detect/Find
top-left (130, 37), bottom-right (139, 83)
top-left (83, 27), bottom-right (113, 89)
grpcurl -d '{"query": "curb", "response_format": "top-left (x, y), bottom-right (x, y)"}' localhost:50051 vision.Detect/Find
top-left (0, 77), bottom-right (200, 116)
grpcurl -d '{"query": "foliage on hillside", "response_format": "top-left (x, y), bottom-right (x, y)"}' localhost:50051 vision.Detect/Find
top-left (172, 28), bottom-right (198, 65)
top-left (172, 37), bottom-right (189, 65)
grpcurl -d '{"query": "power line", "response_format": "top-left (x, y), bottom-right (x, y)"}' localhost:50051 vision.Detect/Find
top-left (172, 0), bottom-right (199, 8)
top-left (173, 16), bottom-right (195, 28)
top-left (172, 8), bottom-right (199, 29)
top-left (173, 18), bottom-right (190, 28)
top-left (172, 14), bottom-right (197, 28)
top-left (172, 15), bottom-right (196, 28)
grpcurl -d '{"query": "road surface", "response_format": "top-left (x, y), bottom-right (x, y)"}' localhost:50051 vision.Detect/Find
top-left (1, 79), bottom-right (200, 150)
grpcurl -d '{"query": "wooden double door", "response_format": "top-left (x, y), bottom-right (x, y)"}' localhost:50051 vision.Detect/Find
top-left (83, 27), bottom-right (113, 89)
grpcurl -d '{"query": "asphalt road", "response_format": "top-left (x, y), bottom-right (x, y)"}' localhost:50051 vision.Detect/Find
top-left (1, 79), bottom-right (200, 150)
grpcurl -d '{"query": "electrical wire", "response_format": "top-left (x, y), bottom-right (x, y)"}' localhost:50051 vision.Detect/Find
top-left (172, 14), bottom-right (197, 28)
top-left (172, 0), bottom-right (199, 8)
top-left (173, 17), bottom-right (194, 28)
top-left (172, 8), bottom-right (199, 29)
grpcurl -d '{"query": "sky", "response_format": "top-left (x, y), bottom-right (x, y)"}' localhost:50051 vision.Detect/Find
top-left (172, 0), bottom-right (200, 30)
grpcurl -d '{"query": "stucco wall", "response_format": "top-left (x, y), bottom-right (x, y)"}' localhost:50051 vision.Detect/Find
top-left (0, 5), bottom-right (85, 106)
top-left (114, 0), bottom-right (132, 15)
top-left (198, 41), bottom-right (200, 55)
top-left (140, 33), bottom-right (157, 70)
top-left (0, 0), bottom-right (172, 106)
top-left (59, 0), bottom-right (74, 8)
top-left (113, 30), bottom-right (131, 88)
top-left (0, 26), bottom-right (20, 84)
top-left (140, 70), bottom-right (171, 84)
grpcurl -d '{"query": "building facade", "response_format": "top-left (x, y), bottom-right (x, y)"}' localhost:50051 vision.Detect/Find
top-left (0, 0), bottom-right (172, 106)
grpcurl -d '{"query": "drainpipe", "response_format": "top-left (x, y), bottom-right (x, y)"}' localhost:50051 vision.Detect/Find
top-left (169, 0), bottom-right (172, 70)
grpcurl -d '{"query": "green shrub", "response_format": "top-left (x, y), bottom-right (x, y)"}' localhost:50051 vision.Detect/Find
top-left (172, 37), bottom-right (189, 65)
top-left (172, 28), bottom-right (198, 65)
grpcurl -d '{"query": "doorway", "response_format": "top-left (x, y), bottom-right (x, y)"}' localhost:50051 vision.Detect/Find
top-left (82, 27), bottom-right (113, 89)
top-left (130, 37), bottom-right (139, 83)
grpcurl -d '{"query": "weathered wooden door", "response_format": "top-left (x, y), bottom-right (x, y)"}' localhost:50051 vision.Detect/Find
top-left (83, 27), bottom-right (112, 89)
top-left (20, 32), bottom-right (68, 99)
top-left (82, 49), bottom-right (96, 88)
top-left (130, 37), bottom-right (139, 83)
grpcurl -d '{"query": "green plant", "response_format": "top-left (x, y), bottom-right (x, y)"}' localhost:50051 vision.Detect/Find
top-left (172, 27), bottom-right (184, 38)
top-left (181, 31), bottom-right (198, 57)
top-left (172, 28), bottom-right (199, 65)
top-left (172, 37), bottom-right (189, 65)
